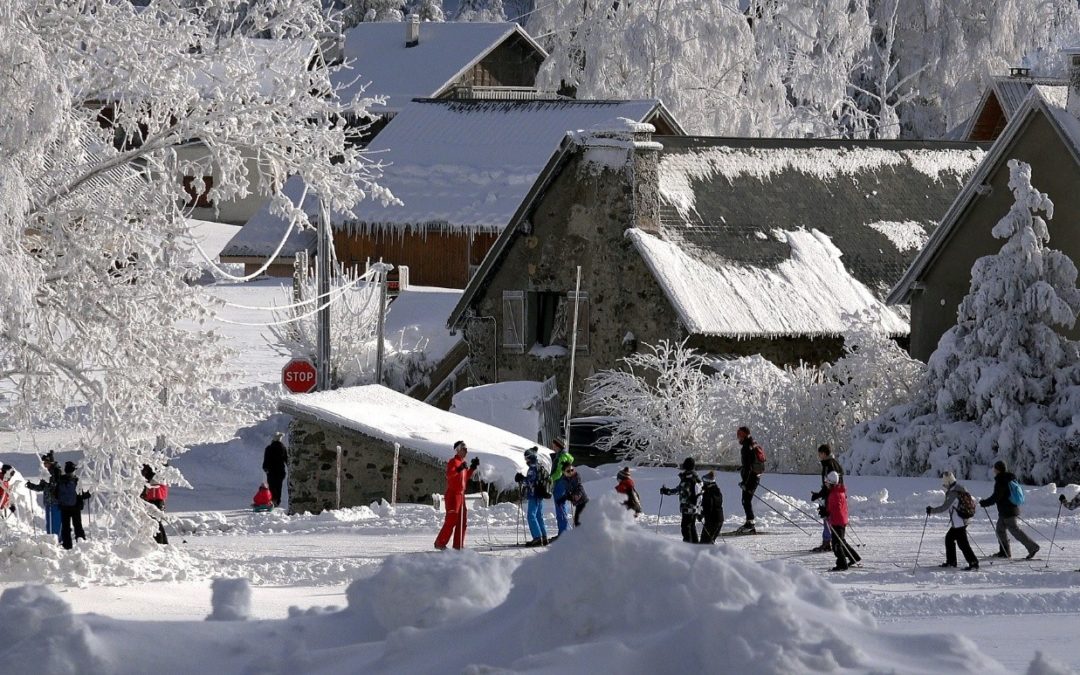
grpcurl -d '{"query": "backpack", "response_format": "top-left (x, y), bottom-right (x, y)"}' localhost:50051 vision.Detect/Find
top-left (1008, 480), bottom-right (1025, 506)
top-left (955, 489), bottom-right (977, 520)
top-left (57, 477), bottom-right (78, 508)
top-left (535, 465), bottom-right (553, 500)
top-left (751, 443), bottom-right (767, 476)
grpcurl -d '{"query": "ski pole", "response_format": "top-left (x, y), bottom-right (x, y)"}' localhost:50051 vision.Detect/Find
top-left (517, 493), bottom-right (524, 546)
top-left (1018, 515), bottom-right (1065, 552)
top-left (824, 520), bottom-right (861, 565)
top-left (913, 511), bottom-right (929, 573)
top-left (1045, 503), bottom-right (1064, 567)
top-left (752, 492), bottom-right (813, 536)
top-left (846, 522), bottom-right (866, 547)
top-left (984, 506), bottom-right (1007, 555)
top-left (759, 483), bottom-right (822, 525)
top-left (655, 491), bottom-right (665, 534)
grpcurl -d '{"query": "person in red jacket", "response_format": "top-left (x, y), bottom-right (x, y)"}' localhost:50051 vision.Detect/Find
top-left (434, 440), bottom-right (480, 550)
top-left (821, 471), bottom-right (859, 571)
top-left (252, 483), bottom-right (274, 512)
top-left (615, 467), bottom-right (643, 516)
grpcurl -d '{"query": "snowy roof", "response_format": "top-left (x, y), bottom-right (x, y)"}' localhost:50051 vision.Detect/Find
top-left (651, 136), bottom-right (986, 336)
top-left (892, 86), bottom-right (1080, 304)
top-left (962, 76), bottom-right (1068, 140)
top-left (334, 22), bottom-right (545, 114)
top-left (219, 176), bottom-right (315, 260)
top-left (450, 381), bottom-right (545, 443)
top-left (278, 384), bottom-right (537, 489)
top-left (186, 219), bottom-right (241, 264)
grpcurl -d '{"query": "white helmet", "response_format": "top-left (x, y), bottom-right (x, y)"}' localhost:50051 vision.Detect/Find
top-left (825, 471), bottom-right (840, 486)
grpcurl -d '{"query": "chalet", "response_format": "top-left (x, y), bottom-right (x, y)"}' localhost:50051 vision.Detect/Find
top-left (446, 123), bottom-right (987, 416)
top-left (220, 98), bottom-right (683, 281)
top-left (892, 71), bottom-right (1080, 361)
top-left (961, 68), bottom-right (1067, 142)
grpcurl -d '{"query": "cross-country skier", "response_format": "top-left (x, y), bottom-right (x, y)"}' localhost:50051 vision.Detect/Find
top-left (698, 471), bottom-right (724, 544)
top-left (926, 471), bottom-right (979, 570)
top-left (736, 427), bottom-right (760, 534)
top-left (1059, 493), bottom-right (1080, 510)
top-left (514, 447), bottom-right (549, 547)
top-left (979, 460), bottom-right (1039, 560)
top-left (56, 461), bottom-right (88, 550)
top-left (563, 464), bottom-right (588, 527)
top-left (615, 467), bottom-right (643, 516)
top-left (549, 437), bottom-right (574, 539)
top-left (821, 471), bottom-right (854, 571)
top-left (434, 441), bottom-right (480, 550)
top-left (809, 444), bottom-right (843, 553)
top-left (262, 431), bottom-right (289, 508)
top-left (660, 457), bottom-right (701, 543)
top-left (26, 452), bottom-right (61, 541)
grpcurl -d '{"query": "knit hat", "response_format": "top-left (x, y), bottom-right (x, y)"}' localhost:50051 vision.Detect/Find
top-left (552, 436), bottom-right (566, 450)
top-left (63, 461), bottom-right (77, 474)
top-left (993, 460), bottom-right (1007, 473)
top-left (825, 471), bottom-right (840, 485)
top-left (453, 440), bottom-right (466, 451)
top-left (273, 431), bottom-right (284, 439)
top-left (617, 467), bottom-right (631, 481)
top-left (524, 446), bottom-right (538, 461)
top-left (941, 471), bottom-right (956, 487)
top-left (681, 457), bottom-right (695, 471)
top-left (703, 470), bottom-right (716, 482)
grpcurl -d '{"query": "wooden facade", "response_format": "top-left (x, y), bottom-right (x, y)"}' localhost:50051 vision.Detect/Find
top-left (459, 34), bottom-right (542, 90)
top-left (334, 229), bottom-right (499, 289)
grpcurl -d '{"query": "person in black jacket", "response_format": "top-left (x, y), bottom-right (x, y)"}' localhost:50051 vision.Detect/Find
top-left (979, 460), bottom-right (1038, 560)
top-left (661, 457), bottom-right (701, 543)
top-left (263, 431), bottom-right (289, 507)
top-left (809, 445), bottom-right (844, 553)
top-left (736, 427), bottom-right (759, 534)
top-left (698, 471), bottom-right (724, 544)
top-left (56, 461), bottom-right (88, 550)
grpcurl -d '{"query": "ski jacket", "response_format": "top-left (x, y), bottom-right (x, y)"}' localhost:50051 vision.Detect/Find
top-left (56, 474), bottom-right (80, 508)
top-left (700, 482), bottom-right (723, 521)
top-left (252, 486), bottom-right (273, 508)
top-left (980, 472), bottom-right (1019, 518)
top-left (825, 484), bottom-right (849, 527)
top-left (445, 455), bottom-right (475, 500)
top-left (263, 440), bottom-right (289, 475)
top-left (550, 450), bottom-right (574, 482)
top-left (521, 463), bottom-right (547, 500)
top-left (1064, 494), bottom-right (1080, 511)
top-left (0, 478), bottom-right (10, 511)
top-left (660, 469), bottom-right (701, 514)
top-left (616, 478), bottom-right (643, 514)
top-left (26, 465), bottom-right (60, 506)
top-left (565, 473), bottom-right (588, 506)
top-left (930, 481), bottom-right (970, 528)
top-left (739, 437), bottom-right (756, 483)
top-left (142, 482), bottom-right (169, 511)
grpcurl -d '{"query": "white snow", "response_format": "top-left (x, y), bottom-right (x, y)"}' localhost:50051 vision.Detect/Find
top-left (278, 384), bottom-right (536, 488)
top-left (628, 227), bottom-right (910, 337)
top-left (206, 578), bottom-right (252, 621)
top-left (450, 381), bottom-right (545, 442)
top-left (867, 220), bottom-right (932, 252)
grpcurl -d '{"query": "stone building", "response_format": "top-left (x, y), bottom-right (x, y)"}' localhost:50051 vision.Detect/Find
top-left (447, 124), bottom-right (988, 417)
top-left (279, 384), bottom-right (532, 514)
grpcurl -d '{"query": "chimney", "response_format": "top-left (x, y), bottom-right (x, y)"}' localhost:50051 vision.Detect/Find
top-left (1065, 47), bottom-right (1080, 118)
top-left (1008, 66), bottom-right (1031, 79)
top-left (405, 14), bottom-right (420, 48)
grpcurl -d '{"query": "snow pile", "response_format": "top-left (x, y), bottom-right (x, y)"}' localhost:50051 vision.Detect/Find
top-left (450, 381), bottom-right (546, 442)
top-left (867, 220), bottom-right (931, 252)
top-left (207, 578), bottom-right (251, 621)
top-left (0, 585), bottom-right (109, 673)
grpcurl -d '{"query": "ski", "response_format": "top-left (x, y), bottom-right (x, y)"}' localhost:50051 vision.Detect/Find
top-left (981, 557), bottom-right (1042, 565)
top-left (718, 530), bottom-right (784, 537)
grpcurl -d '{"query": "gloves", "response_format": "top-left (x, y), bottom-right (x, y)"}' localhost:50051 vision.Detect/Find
top-left (810, 491), bottom-right (821, 502)
top-left (817, 506), bottom-right (827, 518)
top-left (81, 491), bottom-right (92, 500)
top-left (738, 482), bottom-right (744, 489)
top-left (470, 457), bottom-right (480, 470)
top-left (514, 472), bottom-right (525, 483)
top-left (925, 506), bottom-right (932, 514)
top-left (1061, 494), bottom-right (1067, 504)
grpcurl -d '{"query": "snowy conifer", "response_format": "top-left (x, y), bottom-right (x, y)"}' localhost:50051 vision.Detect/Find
top-left (409, 0), bottom-right (445, 22)
top-left (454, 0), bottom-right (505, 22)
top-left (848, 160), bottom-right (1080, 482)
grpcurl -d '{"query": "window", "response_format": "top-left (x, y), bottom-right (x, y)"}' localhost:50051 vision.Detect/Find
top-left (182, 175), bottom-right (214, 208)
top-left (502, 290), bottom-right (526, 353)
top-left (532, 290), bottom-right (589, 353)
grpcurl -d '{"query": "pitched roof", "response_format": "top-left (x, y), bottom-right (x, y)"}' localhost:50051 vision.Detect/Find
top-left (219, 177), bottom-right (315, 261)
top-left (891, 85), bottom-right (1080, 304)
top-left (962, 76), bottom-right (1068, 140)
top-left (649, 136), bottom-right (986, 336)
top-left (334, 22), bottom-right (545, 114)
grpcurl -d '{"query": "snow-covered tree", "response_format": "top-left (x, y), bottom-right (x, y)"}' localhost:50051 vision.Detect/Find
top-left (342, 0), bottom-right (405, 24)
top-left (848, 160), bottom-right (1080, 483)
top-left (409, 0), bottom-right (445, 22)
top-left (0, 0), bottom-right (390, 542)
top-left (454, 0), bottom-right (505, 22)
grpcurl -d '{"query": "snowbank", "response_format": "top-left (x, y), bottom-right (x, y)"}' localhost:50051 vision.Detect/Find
top-left (450, 380), bottom-right (545, 442)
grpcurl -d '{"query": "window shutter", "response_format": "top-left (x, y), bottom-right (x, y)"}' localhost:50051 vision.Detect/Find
top-left (502, 291), bottom-right (526, 353)
top-left (568, 291), bottom-right (589, 353)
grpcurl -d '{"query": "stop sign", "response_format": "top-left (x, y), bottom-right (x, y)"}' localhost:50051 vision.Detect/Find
top-left (282, 358), bottom-right (318, 394)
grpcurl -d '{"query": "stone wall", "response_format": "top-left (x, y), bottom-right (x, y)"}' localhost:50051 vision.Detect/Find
top-left (688, 335), bottom-right (846, 368)
top-left (286, 416), bottom-right (446, 514)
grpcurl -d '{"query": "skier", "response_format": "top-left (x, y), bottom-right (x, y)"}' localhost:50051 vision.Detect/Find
top-left (615, 467), bottom-right (643, 516)
top-left (809, 444), bottom-right (844, 553)
top-left (252, 483), bottom-right (274, 512)
top-left (141, 464), bottom-right (170, 545)
top-left (262, 431), bottom-right (289, 508)
top-left (820, 471), bottom-right (854, 571)
top-left (549, 437), bottom-right (574, 539)
top-left (926, 471), bottom-right (979, 570)
top-left (0, 464), bottom-right (14, 519)
top-left (434, 441), bottom-right (480, 550)
top-left (563, 464), bottom-right (589, 527)
top-left (979, 460), bottom-right (1039, 560)
top-left (736, 427), bottom-right (761, 534)
top-left (514, 447), bottom-right (550, 547)
top-left (56, 461), bottom-right (89, 550)
top-left (660, 457), bottom-right (701, 543)
top-left (698, 470), bottom-right (724, 544)
top-left (26, 452), bottom-right (62, 540)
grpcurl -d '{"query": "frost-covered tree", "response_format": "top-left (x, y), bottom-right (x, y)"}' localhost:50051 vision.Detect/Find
top-left (0, 0), bottom-right (390, 542)
top-left (409, 0), bottom-right (445, 21)
top-left (342, 0), bottom-right (405, 24)
top-left (454, 0), bottom-right (505, 22)
top-left (848, 161), bottom-right (1080, 483)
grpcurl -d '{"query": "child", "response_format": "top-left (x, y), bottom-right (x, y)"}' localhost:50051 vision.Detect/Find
top-left (822, 471), bottom-right (858, 571)
top-left (699, 471), bottom-right (724, 544)
top-left (660, 457), bottom-right (701, 543)
top-left (563, 465), bottom-right (589, 527)
top-left (252, 483), bottom-right (274, 512)
top-left (615, 467), bottom-right (643, 516)
top-left (141, 464), bottom-right (170, 545)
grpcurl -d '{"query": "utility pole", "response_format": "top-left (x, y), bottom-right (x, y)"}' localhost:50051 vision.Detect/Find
top-left (317, 197), bottom-right (331, 392)
top-left (374, 262), bottom-right (389, 385)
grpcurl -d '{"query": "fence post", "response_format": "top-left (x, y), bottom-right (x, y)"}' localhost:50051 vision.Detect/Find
top-left (391, 443), bottom-right (401, 505)
top-left (335, 445), bottom-right (342, 510)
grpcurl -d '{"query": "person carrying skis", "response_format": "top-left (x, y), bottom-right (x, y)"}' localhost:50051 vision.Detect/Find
top-left (563, 464), bottom-right (589, 527)
top-left (660, 457), bottom-right (701, 543)
top-left (549, 437), bottom-right (574, 539)
top-left (615, 467), bottom-right (643, 516)
top-left (56, 461), bottom-right (89, 550)
top-left (979, 460), bottom-right (1039, 560)
top-left (514, 447), bottom-right (550, 547)
top-left (926, 471), bottom-right (979, 570)
top-left (26, 452), bottom-right (62, 540)
top-left (699, 471), bottom-right (724, 544)
top-left (262, 431), bottom-right (289, 508)
top-left (141, 464), bottom-right (170, 545)
top-left (809, 444), bottom-right (843, 553)
top-left (736, 427), bottom-right (761, 534)
top-left (252, 483), bottom-right (274, 512)
top-left (820, 471), bottom-right (855, 571)
top-left (435, 440), bottom-right (480, 550)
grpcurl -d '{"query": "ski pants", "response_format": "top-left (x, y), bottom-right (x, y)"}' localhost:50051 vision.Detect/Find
top-left (680, 512), bottom-right (698, 543)
top-left (59, 506), bottom-right (85, 550)
top-left (266, 472), bottom-right (285, 507)
top-left (526, 497), bottom-right (547, 541)
top-left (945, 525), bottom-right (978, 566)
top-left (995, 515), bottom-right (1037, 557)
top-left (822, 521), bottom-right (832, 543)
top-left (435, 495), bottom-right (468, 550)
top-left (741, 475), bottom-right (759, 522)
top-left (573, 501), bottom-right (587, 527)
top-left (45, 503), bottom-right (62, 539)
top-left (830, 524), bottom-right (860, 566)
top-left (700, 514), bottom-right (724, 544)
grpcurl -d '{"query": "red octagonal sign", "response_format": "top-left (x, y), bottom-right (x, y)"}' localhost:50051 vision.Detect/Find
top-left (282, 358), bottom-right (318, 394)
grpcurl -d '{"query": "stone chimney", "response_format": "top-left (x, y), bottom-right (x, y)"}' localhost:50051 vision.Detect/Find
top-left (1065, 47), bottom-right (1080, 118)
top-left (405, 14), bottom-right (420, 48)
top-left (573, 118), bottom-right (663, 235)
